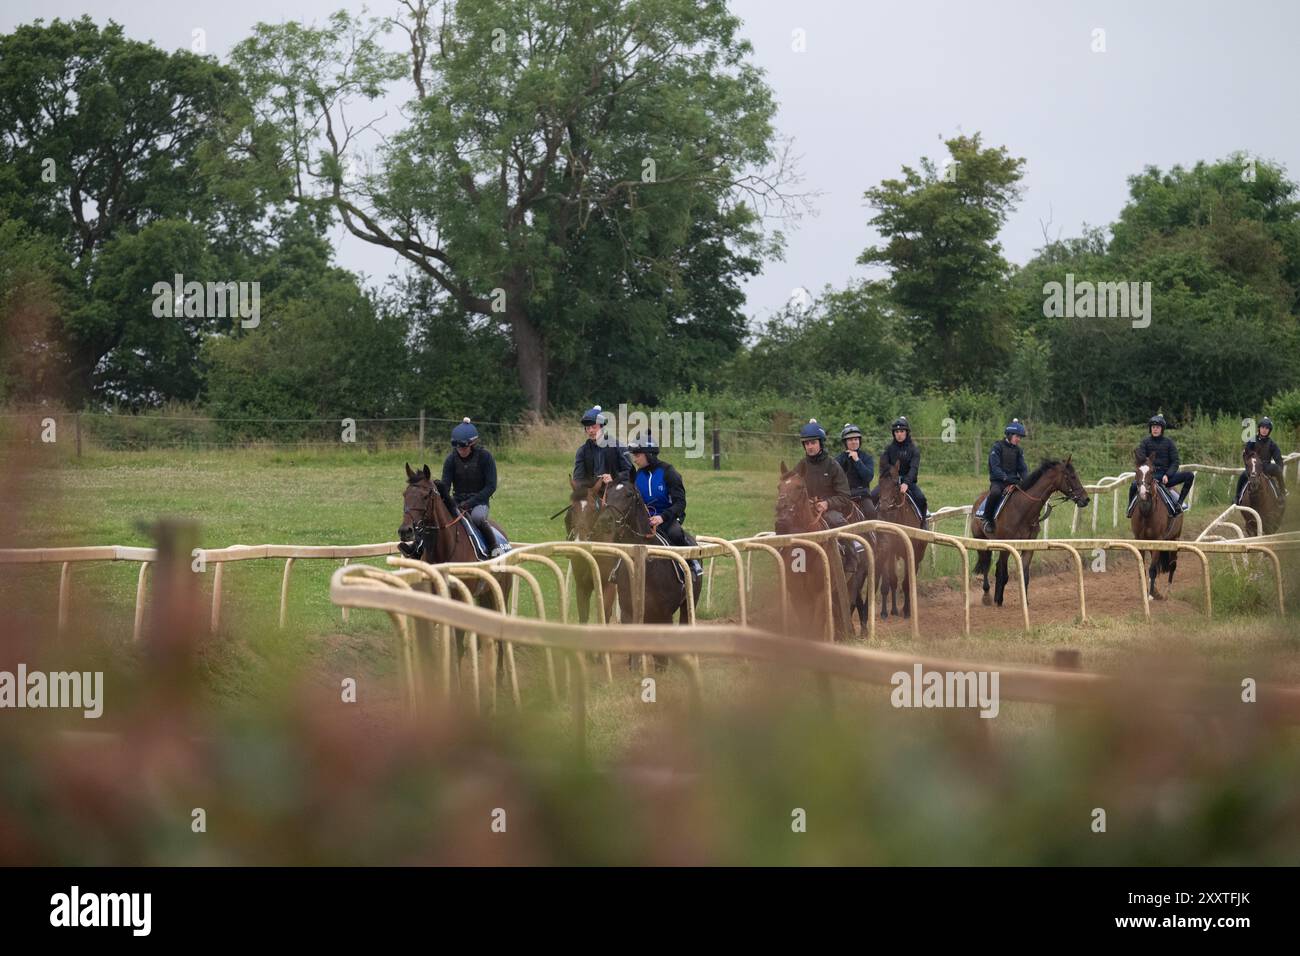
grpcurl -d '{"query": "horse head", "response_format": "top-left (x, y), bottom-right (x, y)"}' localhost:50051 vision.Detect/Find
top-left (776, 461), bottom-right (816, 533)
top-left (399, 462), bottom-right (434, 553)
top-left (594, 479), bottom-right (652, 542)
top-left (1054, 455), bottom-right (1090, 508)
top-left (876, 460), bottom-right (905, 513)
top-left (1133, 453), bottom-right (1157, 514)
top-left (567, 475), bottom-right (605, 541)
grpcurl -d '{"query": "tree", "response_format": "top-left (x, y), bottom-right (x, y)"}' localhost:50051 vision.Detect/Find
top-left (0, 17), bottom-right (268, 402)
top-left (230, 0), bottom-right (798, 415)
top-left (860, 134), bottom-right (1025, 389)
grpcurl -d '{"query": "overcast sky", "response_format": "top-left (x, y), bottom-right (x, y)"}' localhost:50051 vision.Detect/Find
top-left (5, 0), bottom-right (1298, 326)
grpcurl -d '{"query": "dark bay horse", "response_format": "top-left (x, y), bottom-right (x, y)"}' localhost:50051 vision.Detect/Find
top-left (1241, 447), bottom-right (1285, 535)
top-left (874, 461), bottom-right (927, 620)
top-left (592, 479), bottom-right (702, 668)
top-left (397, 463), bottom-right (514, 674)
top-left (563, 477), bottom-right (617, 624)
top-left (775, 463), bottom-right (872, 637)
top-left (1131, 453), bottom-right (1184, 599)
top-left (970, 457), bottom-right (1090, 607)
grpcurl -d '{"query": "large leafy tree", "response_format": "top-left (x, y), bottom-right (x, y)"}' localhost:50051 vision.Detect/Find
top-left (0, 17), bottom-right (272, 402)
top-left (860, 134), bottom-right (1025, 390)
top-left (1011, 156), bottom-right (1300, 425)
top-left (231, 0), bottom-right (796, 415)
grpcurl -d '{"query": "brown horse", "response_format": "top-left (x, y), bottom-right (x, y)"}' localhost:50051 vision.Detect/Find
top-left (1240, 447), bottom-right (1286, 535)
top-left (1130, 453), bottom-right (1183, 599)
top-left (874, 461), bottom-right (928, 620)
top-left (592, 479), bottom-right (702, 668)
top-left (398, 463), bottom-right (514, 669)
top-left (970, 457), bottom-right (1089, 608)
top-left (563, 477), bottom-right (617, 623)
top-left (774, 463), bottom-right (871, 638)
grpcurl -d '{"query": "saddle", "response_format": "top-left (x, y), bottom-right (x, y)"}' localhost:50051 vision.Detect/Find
top-left (975, 493), bottom-right (1012, 521)
top-left (1238, 477), bottom-right (1282, 505)
top-left (1127, 483), bottom-right (1181, 518)
top-left (461, 516), bottom-right (511, 560)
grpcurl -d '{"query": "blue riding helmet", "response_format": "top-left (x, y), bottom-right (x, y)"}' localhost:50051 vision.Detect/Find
top-left (581, 405), bottom-right (606, 426)
top-left (451, 417), bottom-right (479, 447)
top-left (799, 419), bottom-right (827, 442)
top-left (1004, 419), bottom-right (1027, 438)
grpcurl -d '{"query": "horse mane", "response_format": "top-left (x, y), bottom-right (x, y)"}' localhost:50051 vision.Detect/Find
top-left (1023, 459), bottom-right (1062, 488)
top-left (431, 478), bottom-right (458, 513)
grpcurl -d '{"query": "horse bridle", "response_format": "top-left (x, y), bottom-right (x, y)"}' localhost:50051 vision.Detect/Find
top-left (401, 481), bottom-right (465, 557)
top-left (599, 484), bottom-right (657, 540)
top-left (776, 478), bottom-right (825, 530)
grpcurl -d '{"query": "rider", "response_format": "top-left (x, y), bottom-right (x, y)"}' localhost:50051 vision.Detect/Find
top-left (1236, 416), bottom-right (1288, 502)
top-left (1128, 414), bottom-right (1193, 514)
top-left (440, 417), bottom-right (505, 556)
top-left (872, 416), bottom-right (929, 523)
top-left (628, 432), bottom-right (702, 576)
top-left (795, 419), bottom-right (853, 528)
top-left (574, 404), bottom-right (631, 487)
top-left (835, 423), bottom-right (875, 504)
top-left (982, 420), bottom-right (1029, 536)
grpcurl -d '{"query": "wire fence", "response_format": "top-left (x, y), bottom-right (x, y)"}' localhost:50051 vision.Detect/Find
top-left (0, 408), bottom-right (1281, 480)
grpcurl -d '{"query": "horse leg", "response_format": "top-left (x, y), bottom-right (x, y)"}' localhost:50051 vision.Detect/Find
top-left (1147, 553), bottom-right (1160, 599)
top-left (994, 553), bottom-right (1009, 607)
top-left (975, 549), bottom-right (992, 606)
top-left (1023, 552), bottom-right (1034, 604)
top-left (879, 565), bottom-right (891, 620)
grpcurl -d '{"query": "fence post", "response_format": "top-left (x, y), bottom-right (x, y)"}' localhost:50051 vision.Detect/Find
top-left (973, 431), bottom-right (981, 476)
top-left (418, 409), bottom-right (425, 451)
top-left (75, 413), bottom-right (82, 458)
top-left (712, 427), bottom-right (720, 471)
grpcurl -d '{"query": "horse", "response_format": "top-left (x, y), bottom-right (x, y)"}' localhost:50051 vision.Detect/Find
top-left (1130, 453), bottom-right (1184, 600)
top-left (562, 477), bottom-right (618, 624)
top-left (1240, 446), bottom-right (1286, 535)
top-left (873, 460), bottom-right (928, 620)
top-left (775, 462), bottom-right (872, 638)
top-left (397, 463), bottom-right (514, 678)
top-left (970, 457), bottom-right (1090, 608)
top-left (592, 479), bottom-right (702, 669)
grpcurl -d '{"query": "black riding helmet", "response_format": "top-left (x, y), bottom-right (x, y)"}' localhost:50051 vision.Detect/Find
top-left (1148, 413), bottom-right (1168, 432)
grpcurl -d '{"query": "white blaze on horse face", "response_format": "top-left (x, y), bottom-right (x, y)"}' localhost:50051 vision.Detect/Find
top-left (1139, 464), bottom-right (1150, 498)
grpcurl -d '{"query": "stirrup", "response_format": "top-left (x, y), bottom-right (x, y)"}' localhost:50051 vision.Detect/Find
top-left (1180, 501), bottom-right (1190, 513)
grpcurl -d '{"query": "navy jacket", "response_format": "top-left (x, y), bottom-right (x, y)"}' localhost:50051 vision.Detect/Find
top-left (879, 438), bottom-right (920, 486)
top-left (1246, 435), bottom-right (1283, 468)
top-left (573, 439), bottom-right (631, 483)
top-left (441, 446), bottom-right (497, 509)
top-left (1136, 434), bottom-right (1180, 478)
top-left (989, 439), bottom-right (1028, 484)
top-left (836, 449), bottom-right (875, 491)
